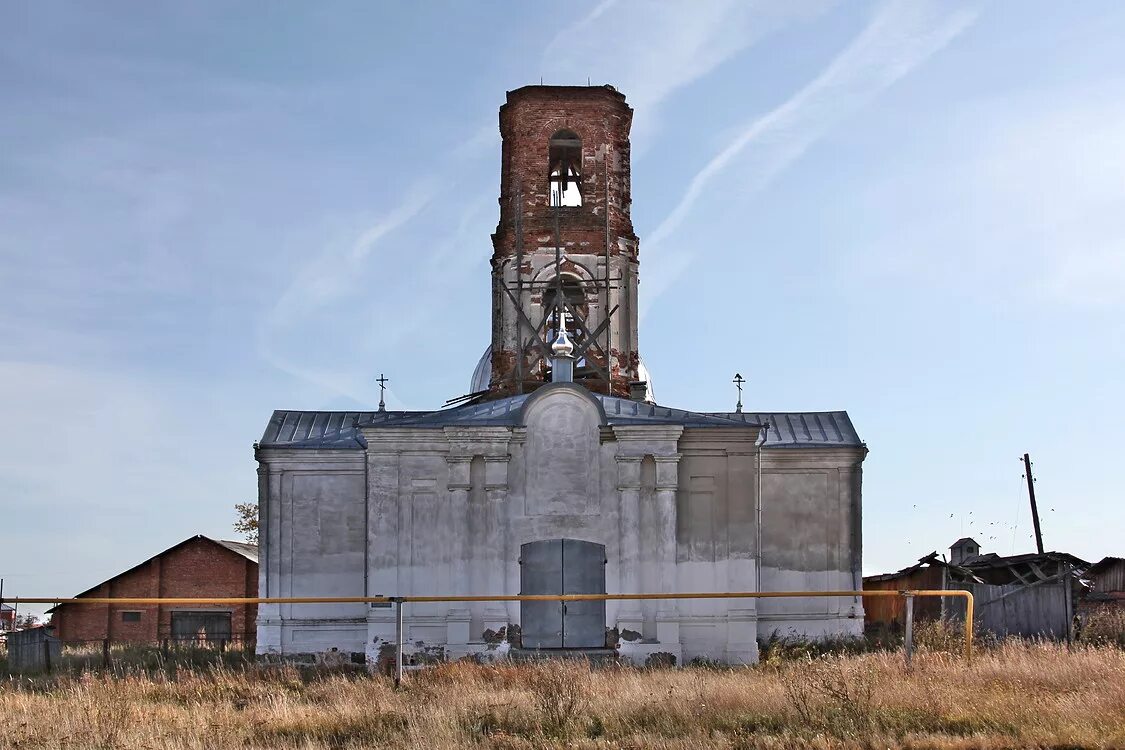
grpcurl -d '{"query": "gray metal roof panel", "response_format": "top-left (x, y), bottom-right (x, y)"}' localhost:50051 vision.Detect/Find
top-left (258, 410), bottom-right (430, 448)
top-left (710, 411), bottom-right (862, 448)
top-left (47, 535), bottom-right (260, 611)
top-left (600, 396), bottom-right (752, 427)
top-left (259, 403), bottom-right (858, 448)
top-left (388, 395), bottom-right (532, 427)
top-left (213, 539), bottom-right (259, 563)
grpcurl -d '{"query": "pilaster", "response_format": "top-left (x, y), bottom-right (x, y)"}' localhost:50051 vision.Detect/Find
top-left (257, 464), bottom-right (283, 654)
top-left (614, 455), bottom-right (643, 632)
top-left (483, 454), bottom-right (512, 629)
top-left (445, 455), bottom-right (473, 643)
top-left (364, 445), bottom-right (401, 649)
top-left (725, 443), bottom-right (759, 662)
top-left (653, 454), bottom-right (681, 645)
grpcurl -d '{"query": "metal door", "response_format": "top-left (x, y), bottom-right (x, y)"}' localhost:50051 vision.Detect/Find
top-left (520, 538), bottom-right (606, 649)
top-left (520, 539), bottom-right (564, 648)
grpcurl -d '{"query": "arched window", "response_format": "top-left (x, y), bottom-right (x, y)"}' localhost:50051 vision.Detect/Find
top-left (549, 130), bottom-right (582, 206)
top-left (543, 276), bottom-right (587, 365)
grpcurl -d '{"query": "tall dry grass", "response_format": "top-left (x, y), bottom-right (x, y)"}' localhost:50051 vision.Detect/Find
top-left (1, 642), bottom-right (1123, 749)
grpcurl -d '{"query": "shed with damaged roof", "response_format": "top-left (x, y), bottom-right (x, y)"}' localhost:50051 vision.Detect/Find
top-left (865, 537), bottom-right (1091, 639)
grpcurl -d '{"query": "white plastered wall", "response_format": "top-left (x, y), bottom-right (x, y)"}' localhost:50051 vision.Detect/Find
top-left (255, 394), bottom-right (865, 664)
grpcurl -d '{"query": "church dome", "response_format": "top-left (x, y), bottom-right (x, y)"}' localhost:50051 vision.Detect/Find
top-left (470, 347), bottom-right (493, 394)
top-left (637, 360), bottom-right (656, 403)
top-left (470, 345), bottom-right (656, 402)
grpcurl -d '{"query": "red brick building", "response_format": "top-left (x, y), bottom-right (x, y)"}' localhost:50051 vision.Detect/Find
top-left (49, 535), bottom-right (257, 644)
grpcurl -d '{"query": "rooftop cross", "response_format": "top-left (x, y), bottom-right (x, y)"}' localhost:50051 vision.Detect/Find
top-left (733, 373), bottom-right (745, 413)
top-left (376, 373), bottom-right (389, 413)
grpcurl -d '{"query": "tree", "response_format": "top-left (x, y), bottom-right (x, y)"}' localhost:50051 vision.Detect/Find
top-left (14, 613), bottom-right (40, 629)
top-left (234, 501), bottom-right (259, 544)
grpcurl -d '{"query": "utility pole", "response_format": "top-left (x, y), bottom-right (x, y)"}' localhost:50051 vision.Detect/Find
top-left (1023, 452), bottom-right (1044, 554)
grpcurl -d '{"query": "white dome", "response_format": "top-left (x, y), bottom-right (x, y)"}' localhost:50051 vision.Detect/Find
top-left (469, 344), bottom-right (656, 402)
top-left (637, 360), bottom-right (656, 403)
top-left (470, 346), bottom-right (493, 394)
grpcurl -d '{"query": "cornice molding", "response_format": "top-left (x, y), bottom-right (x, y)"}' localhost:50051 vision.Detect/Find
top-left (612, 425), bottom-right (685, 442)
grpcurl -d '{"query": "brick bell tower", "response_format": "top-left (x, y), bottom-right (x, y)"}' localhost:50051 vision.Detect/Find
top-left (485, 85), bottom-right (640, 400)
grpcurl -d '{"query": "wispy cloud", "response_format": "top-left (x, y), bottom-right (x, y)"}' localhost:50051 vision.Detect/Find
top-left (255, 181), bottom-right (439, 404)
top-left (254, 1), bottom-right (837, 403)
top-left (543, 0), bottom-right (834, 147)
top-left (1044, 246), bottom-right (1125, 307)
top-left (641, 0), bottom-right (979, 309)
top-left (988, 103), bottom-right (1125, 308)
top-left (254, 174), bottom-right (498, 407)
top-left (846, 91), bottom-right (1125, 309)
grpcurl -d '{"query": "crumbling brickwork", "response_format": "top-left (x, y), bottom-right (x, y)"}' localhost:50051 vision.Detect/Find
top-left (488, 85), bottom-right (641, 399)
top-left (49, 536), bottom-right (257, 644)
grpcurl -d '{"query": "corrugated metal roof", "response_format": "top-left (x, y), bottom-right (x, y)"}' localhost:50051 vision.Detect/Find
top-left (46, 535), bottom-right (258, 612)
top-left (214, 539), bottom-right (258, 563)
top-left (1088, 556), bottom-right (1125, 575)
top-left (709, 411), bottom-right (862, 448)
top-left (866, 549), bottom-right (1092, 587)
top-left (259, 409), bottom-right (428, 448)
top-left (962, 551), bottom-right (1090, 571)
top-left (259, 399), bottom-right (862, 449)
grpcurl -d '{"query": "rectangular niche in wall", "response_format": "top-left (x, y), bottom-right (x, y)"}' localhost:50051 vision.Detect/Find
top-left (523, 390), bottom-right (600, 516)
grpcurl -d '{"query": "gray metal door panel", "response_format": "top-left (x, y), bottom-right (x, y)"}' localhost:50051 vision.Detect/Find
top-left (561, 539), bottom-right (607, 648)
top-left (520, 540), bottom-right (563, 648)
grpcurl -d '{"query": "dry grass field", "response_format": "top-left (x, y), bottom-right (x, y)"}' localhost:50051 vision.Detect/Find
top-left (2, 637), bottom-right (1124, 750)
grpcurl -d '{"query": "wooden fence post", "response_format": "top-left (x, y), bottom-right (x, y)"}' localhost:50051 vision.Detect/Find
top-left (394, 598), bottom-right (404, 689)
top-left (1063, 566), bottom-right (1074, 649)
top-left (102, 638), bottom-right (110, 669)
top-left (903, 593), bottom-right (915, 668)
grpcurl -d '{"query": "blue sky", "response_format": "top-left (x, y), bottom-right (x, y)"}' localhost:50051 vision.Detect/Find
top-left (3, 1), bottom-right (1124, 614)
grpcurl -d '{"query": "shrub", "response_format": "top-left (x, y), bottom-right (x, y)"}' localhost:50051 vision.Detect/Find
top-left (1080, 606), bottom-right (1125, 648)
top-left (525, 660), bottom-right (591, 737)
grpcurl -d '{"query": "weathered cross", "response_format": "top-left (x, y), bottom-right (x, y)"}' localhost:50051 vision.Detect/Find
top-left (733, 373), bottom-right (744, 414)
top-left (376, 373), bottom-right (389, 412)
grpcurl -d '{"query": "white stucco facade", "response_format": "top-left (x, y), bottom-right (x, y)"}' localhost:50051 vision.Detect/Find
top-left (254, 386), bottom-right (865, 666)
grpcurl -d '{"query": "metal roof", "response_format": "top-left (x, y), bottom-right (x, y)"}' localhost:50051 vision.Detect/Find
top-left (258, 410), bottom-right (425, 448)
top-left (708, 411), bottom-right (862, 449)
top-left (865, 549), bottom-right (1091, 586)
top-left (214, 539), bottom-right (259, 564)
top-left (46, 535), bottom-right (258, 612)
top-left (1088, 556), bottom-right (1125, 576)
top-left (960, 551), bottom-right (1090, 571)
top-left (260, 396), bottom-right (862, 450)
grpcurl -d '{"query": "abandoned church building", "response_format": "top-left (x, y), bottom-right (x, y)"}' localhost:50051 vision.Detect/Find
top-left (255, 85), bottom-right (866, 665)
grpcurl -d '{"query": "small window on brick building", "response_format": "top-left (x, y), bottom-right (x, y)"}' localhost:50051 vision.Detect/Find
top-left (549, 130), bottom-right (582, 207)
top-left (121, 611), bottom-right (142, 623)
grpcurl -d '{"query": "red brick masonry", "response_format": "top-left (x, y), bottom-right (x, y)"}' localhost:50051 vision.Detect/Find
top-left (49, 536), bottom-right (257, 644)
